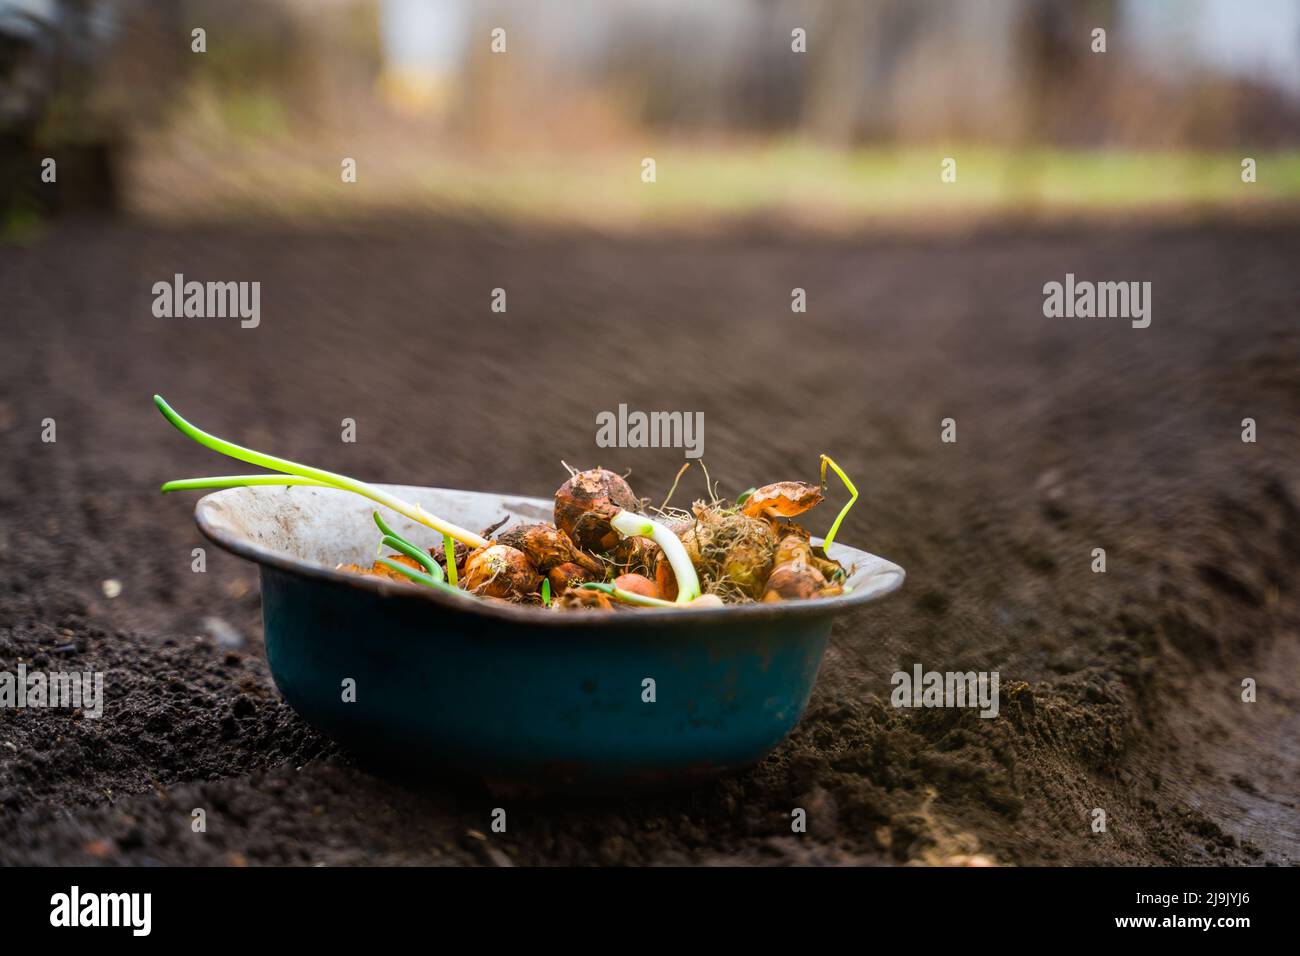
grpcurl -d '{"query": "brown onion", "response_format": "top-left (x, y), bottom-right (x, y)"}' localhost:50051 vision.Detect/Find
top-left (554, 587), bottom-right (613, 611)
top-left (611, 534), bottom-right (661, 578)
top-left (547, 561), bottom-right (591, 594)
top-left (498, 523), bottom-right (603, 575)
top-left (740, 481), bottom-right (824, 519)
top-left (613, 573), bottom-right (660, 600)
top-left (654, 553), bottom-right (678, 602)
top-left (760, 531), bottom-right (831, 601)
top-left (460, 544), bottom-right (541, 600)
top-left (554, 468), bottom-right (639, 552)
top-left (761, 564), bottom-right (828, 602)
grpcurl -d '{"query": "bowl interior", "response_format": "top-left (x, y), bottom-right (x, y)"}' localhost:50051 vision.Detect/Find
top-left (194, 484), bottom-right (905, 617)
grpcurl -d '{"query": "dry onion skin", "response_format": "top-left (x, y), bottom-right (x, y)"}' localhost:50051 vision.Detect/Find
top-left (762, 563), bottom-right (828, 601)
top-left (336, 554), bottom-right (427, 585)
top-left (682, 506), bottom-right (779, 601)
top-left (460, 544), bottom-right (542, 600)
top-left (740, 481), bottom-right (824, 520)
top-left (654, 553), bottom-right (679, 602)
top-left (760, 532), bottom-right (844, 602)
top-left (609, 534), bottom-right (661, 578)
top-left (613, 573), bottom-right (661, 600)
top-left (555, 587), bottom-right (613, 611)
top-left (554, 468), bottom-right (640, 552)
top-left (547, 561), bottom-right (592, 594)
top-left (431, 538), bottom-right (470, 577)
top-left (498, 523), bottom-right (603, 575)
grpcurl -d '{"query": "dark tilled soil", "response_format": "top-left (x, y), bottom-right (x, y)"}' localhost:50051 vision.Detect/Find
top-left (0, 216), bottom-right (1297, 866)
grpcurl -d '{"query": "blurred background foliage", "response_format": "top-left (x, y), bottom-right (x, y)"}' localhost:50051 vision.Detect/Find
top-left (3, 0), bottom-right (1300, 230)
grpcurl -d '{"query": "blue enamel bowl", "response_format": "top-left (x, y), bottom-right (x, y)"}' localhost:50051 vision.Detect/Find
top-left (195, 485), bottom-right (904, 791)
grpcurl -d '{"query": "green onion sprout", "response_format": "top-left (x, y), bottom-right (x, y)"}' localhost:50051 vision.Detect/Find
top-left (380, 535), bottom-right (444, 582)
top-left (608, 510), bottom-right (702, 604)
top-left (580, 581), bottom-right (677, 608)
top-left (442, 533), bottom-right (458, 588)
top-left (372, 512), bottom-right (443, 580)
top-left (375, 558), bottom-right (465, 597)
top-left (818, 454), bottom-right (858, 552)
top-left (154, 395), bottom-right (488, 548)
top-left (161, 475), bottom-right (332, 492)
top-left (541, 578), bottom-right (551, 606)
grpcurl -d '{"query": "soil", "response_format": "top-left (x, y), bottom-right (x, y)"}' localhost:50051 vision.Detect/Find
top-left (1, 216), bottom-right (1297, 866)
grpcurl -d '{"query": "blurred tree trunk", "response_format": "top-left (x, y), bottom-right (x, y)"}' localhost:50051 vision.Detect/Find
top-left (1017, 0), bottom-right (1119, 144)
top-left (800, 0), bottom-right (875, 144)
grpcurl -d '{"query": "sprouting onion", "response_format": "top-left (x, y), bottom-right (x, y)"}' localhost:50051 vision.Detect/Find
top-left (375, 557), bottom-right (466, 597)
top-left (160, 474), bottom-right (331, 492)
top-left (372, 510), bottom-right (405, 541)
top-left (380, 535), bottom-right (443, 580)
top-left (442, 533), bottom-right (458, 588)
top-left (581, 581), bottom-right (677, 608)
top-left (608, 510), bottom-right (701, 604)
top-left (818, 454), bottom-right (858, 552)
top-left (372, 512), bottom-right (443, 580)
top-left (154, 395), bottom-right (488, 548)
